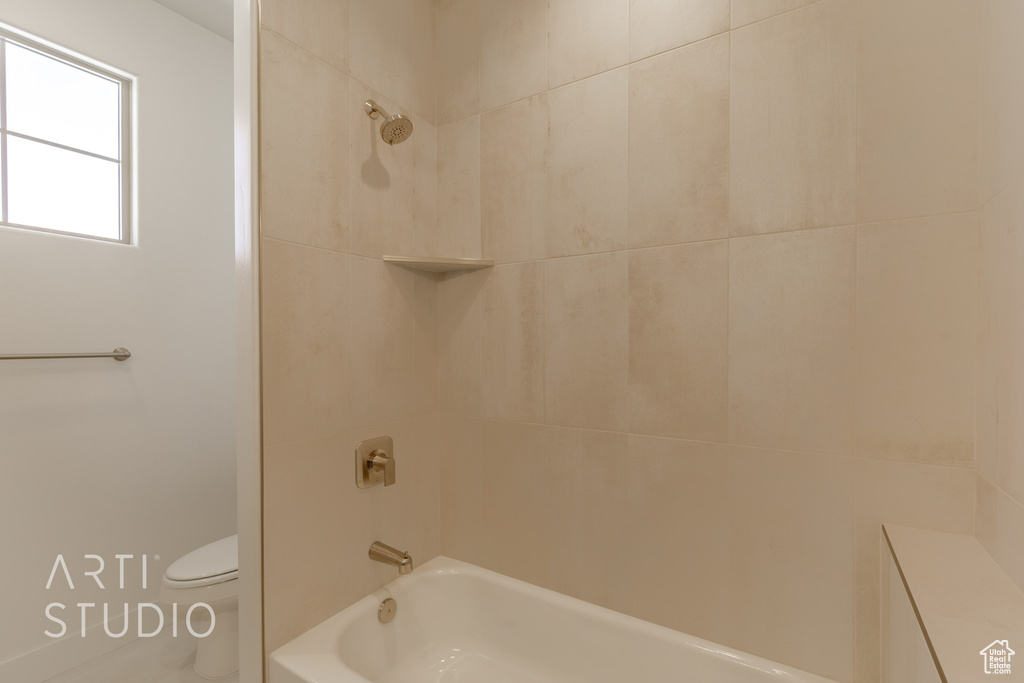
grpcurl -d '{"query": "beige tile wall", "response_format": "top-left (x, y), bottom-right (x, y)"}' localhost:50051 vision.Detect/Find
top-left (546, 69), bottom-right (629, 256)
top-left (729, 226), bottom-right (857, 456)
top-left (857, 0), bottom-right (980, 223)
top-left (258, 1), bottom-right (1004, 682)
top-left (856, 215), bottom-right (978, 467)
top-left (259, 0), bottom-right (441, 654)
top-left (976, 0), bottom-right (1024, 600)
top-left (628, 34), bottom-right (729, 247)
top-left (730, 0), bottom-right (857, 236)
top-left (434, 2), bottom-right (982, 682)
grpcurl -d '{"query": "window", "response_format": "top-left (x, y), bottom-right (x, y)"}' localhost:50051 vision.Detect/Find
top-left (0, 27), bottom-right (131, 243)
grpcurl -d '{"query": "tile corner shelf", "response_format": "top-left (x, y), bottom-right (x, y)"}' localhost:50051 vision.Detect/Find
top-left (382, 255), bottom-right (494, 273)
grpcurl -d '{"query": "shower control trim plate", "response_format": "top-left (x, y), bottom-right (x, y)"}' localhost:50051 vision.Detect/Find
top-left (356, 436), bottom-right (395, 488)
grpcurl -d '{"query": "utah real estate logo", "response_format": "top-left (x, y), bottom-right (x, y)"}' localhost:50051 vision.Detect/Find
top-left (980, 640), bottom-right (1015, 675)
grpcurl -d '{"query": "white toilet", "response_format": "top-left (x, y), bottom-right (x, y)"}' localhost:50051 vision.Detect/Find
top-left (160, 534), bottom-right (239, 679)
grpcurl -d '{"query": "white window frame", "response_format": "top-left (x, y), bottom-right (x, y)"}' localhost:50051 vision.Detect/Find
top-left (0, 26), bottom-right (132, 244)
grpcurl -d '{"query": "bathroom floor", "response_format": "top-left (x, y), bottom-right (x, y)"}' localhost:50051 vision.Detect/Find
top-left (43, 630), bottom-right (238, 683)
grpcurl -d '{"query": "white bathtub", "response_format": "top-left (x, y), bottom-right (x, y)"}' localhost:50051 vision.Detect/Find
top-left (269, 557), bottom-right (832, 683)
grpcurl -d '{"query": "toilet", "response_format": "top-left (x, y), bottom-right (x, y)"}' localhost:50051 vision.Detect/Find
top-left (160, 534), bottom-right (238, 679)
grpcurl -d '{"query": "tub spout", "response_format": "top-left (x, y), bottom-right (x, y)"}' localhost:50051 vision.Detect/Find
top-left (369, 541), bottom-right (413, 575)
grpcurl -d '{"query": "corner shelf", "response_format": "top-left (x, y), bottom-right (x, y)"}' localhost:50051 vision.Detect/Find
top-left (382, 255), bottom-right (494, 273)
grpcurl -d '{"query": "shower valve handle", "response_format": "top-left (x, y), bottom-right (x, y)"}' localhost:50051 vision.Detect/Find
top-left (368, 449), bottom-right (395, 486)
top-left (355, 436), bottom-right (396, 488)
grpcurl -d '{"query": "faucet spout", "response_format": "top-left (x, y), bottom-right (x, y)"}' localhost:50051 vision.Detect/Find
top-left (369, 541), bottom-right (414, 575)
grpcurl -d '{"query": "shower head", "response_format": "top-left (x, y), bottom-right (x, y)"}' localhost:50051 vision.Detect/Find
top-left (380, 114), bottom-right (413, 145)
top-left (364, 99), bottom-right (414, 145)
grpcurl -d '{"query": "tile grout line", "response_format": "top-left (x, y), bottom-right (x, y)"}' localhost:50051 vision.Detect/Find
top-left (477, 203), bottom-right (983, 270)
top-left (435, 413), bottom-right (981, 472)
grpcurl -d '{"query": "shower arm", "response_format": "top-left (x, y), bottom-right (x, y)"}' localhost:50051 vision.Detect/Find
top-left (364, 100), bottom-right (391, 120)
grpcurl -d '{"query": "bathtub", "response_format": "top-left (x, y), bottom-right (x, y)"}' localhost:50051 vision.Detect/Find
top-left (269, 557), bottom-right (832, 683)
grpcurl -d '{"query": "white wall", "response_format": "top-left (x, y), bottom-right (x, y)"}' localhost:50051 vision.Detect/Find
top-left (0, 0), bottom-right (235, 678)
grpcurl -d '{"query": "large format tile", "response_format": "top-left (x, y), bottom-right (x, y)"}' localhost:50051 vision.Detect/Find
top-left (480, 262), bottom-right (546, 423)
top-left (630, 0), bottom-right (729, 61)
top-left (437, 116), bottom-right (481, 258)
top-left (479, 0), bottom-right (547, 111)
top-left (979, 0), bottom-right (1024, 201)
top-left (726, 446), bottom-right (855, 682)
top-left (349, 0), bottom-right (436, 124)
top-left (438, 415), bottom-right (485, 564)
top-left (348, 257), bottom-right (437, 428)
top-left (729, 0), bottom-right (856, 235)
top-left (545, 429), bottom-right (632, 607)
top-left (261, 0), bottom-right (349, 72)
top-left (436, 0), bottom-right (480, 125)
top-left (438, 264), bottom-right (544, 423)
top-left (852, 459), bottom-right (974, 683)
top-left (264, 434), bottom-right (352, 652)
top-left (729, 226), bottom-right (856, 455)
top-left (548, 0), bottom-right (628, 88)
top-left (481, 94), bottom-right (548, 263)
top-left (437, 268), bottom-right (488, 417)
top-left (260, 30), bottom-right (350, 252)
top-left (855, 214), bottom-right (978, 467)
top-left (260, 239), bottom-right (350, 447)
top-left (617, 435), bottom-right (730, 644)
top-left (628, 241), bottom-right (728, 441)
top-left (858, 0), bottom-right (980, 222)
top-left (545, 253), bottom-right (629, 431)
top-left (461, 421), bottom-right (631, 609)
top-left (628, 35), bottom-right (729, 248)
top-left (547, 68), bottom-right (629, 257)
top-left (477, 420), bottom-right (581, 588)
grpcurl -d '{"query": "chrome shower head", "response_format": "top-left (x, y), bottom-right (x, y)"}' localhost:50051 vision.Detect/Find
top-left (364, 99), bottom-right (414, 145)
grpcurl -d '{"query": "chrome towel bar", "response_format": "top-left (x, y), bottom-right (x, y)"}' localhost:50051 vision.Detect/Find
top-left (0, 347), bottom-right (131, 361)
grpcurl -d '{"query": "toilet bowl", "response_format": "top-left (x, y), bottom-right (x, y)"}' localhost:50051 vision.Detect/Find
top-left (160, 534), bottom-right (238, 679)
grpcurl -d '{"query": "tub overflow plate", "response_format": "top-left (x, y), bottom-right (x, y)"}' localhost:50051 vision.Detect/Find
top-left (378, 597), bottom-right (397, 623)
